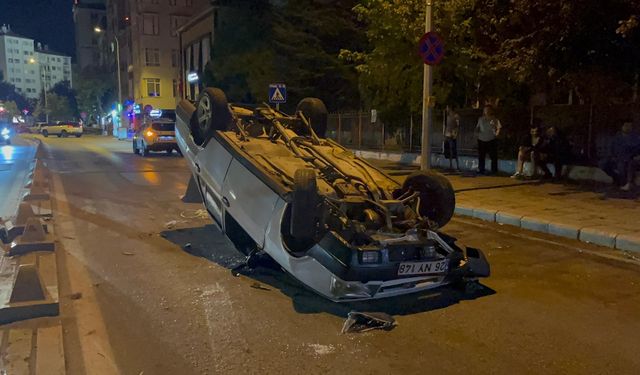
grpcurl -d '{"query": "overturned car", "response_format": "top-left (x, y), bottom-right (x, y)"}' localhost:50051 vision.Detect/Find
top-left (175, 87), bottom-right (489, 301)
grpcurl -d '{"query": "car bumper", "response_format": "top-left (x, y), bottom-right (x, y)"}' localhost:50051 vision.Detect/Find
top-left (147, 142), bottom-right (178, 151)
top-left (263, 199), bottom-right (490, 302)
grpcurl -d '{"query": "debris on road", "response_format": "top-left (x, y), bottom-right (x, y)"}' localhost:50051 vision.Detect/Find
top-left (164, 220), bottom-right (178, 229)
top-left (179, 209), bottom-right (209, 220)
top-left (69, 292), bottom-right (83, 300)
top-left (122, 251), bottom-right (135, 256)
top-left (250, 282), bottom-right (270, 291)
top-left (341, 311), bottom-right (396, 334)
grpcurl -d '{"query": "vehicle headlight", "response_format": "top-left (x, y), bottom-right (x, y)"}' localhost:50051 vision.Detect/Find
top-left (330, 275), bottom-right (371, 299)
top-left (361, 251), bottom-right (380, 264)
top-left (1, 128), bottom-right (9, 136)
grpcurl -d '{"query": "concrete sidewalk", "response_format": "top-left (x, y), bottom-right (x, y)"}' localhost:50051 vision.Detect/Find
top-left (372, 160), bottom-right (640, 253)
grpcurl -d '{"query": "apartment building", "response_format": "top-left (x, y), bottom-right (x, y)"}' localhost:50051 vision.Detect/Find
top-left (0, 25), bottom-right (72, 99)
top-left (106, 0), bottom-right (210, 111)
top-left (73, 0), bottom-right (108, 70)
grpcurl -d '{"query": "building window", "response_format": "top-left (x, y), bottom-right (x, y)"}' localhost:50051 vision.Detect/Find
top-left (145, 78), bottom-right (161, 97)
top-left (142, 14), bottom-right (159, 35)
top-left (171, 49), bottom-right (179, 67)
top-left (170, 16), bottom-right (188, 37)
top-left (173, 79), bottom-right (178, 97)
top-left (144, 48), bottom-right (160, 66)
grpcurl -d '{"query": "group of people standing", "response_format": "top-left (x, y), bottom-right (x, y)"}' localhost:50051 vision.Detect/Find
top-left (443, 106), bottom-right (639, 191)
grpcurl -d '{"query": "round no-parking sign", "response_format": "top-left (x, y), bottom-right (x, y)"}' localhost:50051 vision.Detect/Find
top-left (418, 32), bottom-right (445, 66)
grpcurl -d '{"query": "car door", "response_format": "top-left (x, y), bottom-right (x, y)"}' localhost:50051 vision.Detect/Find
top-left (221, 159), bottom-right (280, 248)
top-left (195, 138), bottom-right (233, 226)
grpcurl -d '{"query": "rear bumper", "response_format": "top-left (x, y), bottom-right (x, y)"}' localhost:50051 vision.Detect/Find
top-left (147, 142), bottom-right (178, 151)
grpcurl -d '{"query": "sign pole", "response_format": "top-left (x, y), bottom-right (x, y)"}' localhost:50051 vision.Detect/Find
top-left (420, 0), bottom-right (433, 171)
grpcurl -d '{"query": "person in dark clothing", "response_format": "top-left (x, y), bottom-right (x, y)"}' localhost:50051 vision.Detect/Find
top-left (475, 105), bottom-right (502, 174)
top-left (511, 126), bottom-right (543, 179)
top-left (535, 126), bottom-right (571, 179)
top-left (599, 122), bottom-right (640, 191)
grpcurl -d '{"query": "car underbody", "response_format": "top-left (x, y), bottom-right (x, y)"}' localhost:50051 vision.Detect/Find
top-left (175, 88), bottom-right (490, 301)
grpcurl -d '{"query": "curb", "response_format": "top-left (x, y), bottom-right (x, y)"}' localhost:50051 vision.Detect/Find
top-left (0, 138), bottom-right (60, 325)
top-left (455, 204), bottom-right (640, 253)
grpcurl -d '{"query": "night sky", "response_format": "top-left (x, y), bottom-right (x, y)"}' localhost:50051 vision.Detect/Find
top-left (0, 0), bottom-right (75, 57)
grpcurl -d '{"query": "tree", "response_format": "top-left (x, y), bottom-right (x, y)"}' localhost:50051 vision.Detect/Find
top-left (206, 0), bottom-right (364, 111)
top-left (74, 68), bottom-right (116, 123)
top-left (34, 93), bottom-right (75, 122)
top-left (0, 71), bottom-right (30, 112)
top-left (49, 81), bottom-right (78, 116)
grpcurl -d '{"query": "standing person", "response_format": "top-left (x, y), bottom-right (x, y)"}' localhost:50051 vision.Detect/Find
top-left (443, 106), bottom-right (460, 170)
top-left (599, 122), bottom-right (640, 191)
top-left (475, 105), bottom-right (502, 174)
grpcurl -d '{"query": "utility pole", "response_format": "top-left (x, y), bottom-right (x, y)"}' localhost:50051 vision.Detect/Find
top-left (420, 0), bottom-right (433, 171)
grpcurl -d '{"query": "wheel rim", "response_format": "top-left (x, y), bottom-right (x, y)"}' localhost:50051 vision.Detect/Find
top-left (197, 94), bottom-right (212, 132)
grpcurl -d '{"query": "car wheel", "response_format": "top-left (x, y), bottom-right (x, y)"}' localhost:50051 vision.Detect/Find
top-left (296, 98), bottom-right (328, 138)
top-left (42, 130), bottom-right (48, 137)
top-left (166, 149), bottom-right (172, 155)
top-left (289, 168), bottom-right (321, 241)
top-left (401, 170), bottom-right (455, 228)
top-left (177, 148), bottom-right (183, 157)
top-left (76, 134), bottom-right (82, 138)
top-left (61, 130), bottom-right (68, 138)
top-left (193, 87), bottom-right (232, 146)
top-left (142, 143), bottom-right (150, 156)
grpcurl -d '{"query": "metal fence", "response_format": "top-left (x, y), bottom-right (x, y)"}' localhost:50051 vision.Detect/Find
top-left (327, 104), bottom-right (640, 165)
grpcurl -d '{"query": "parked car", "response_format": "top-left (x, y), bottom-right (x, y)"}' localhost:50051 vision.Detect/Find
top-left (41, 121), bottom-right (83, 138)
top-left (133, 119), bottom-right (180, 156)
top-left (174, 87), bottom-right (490, 302)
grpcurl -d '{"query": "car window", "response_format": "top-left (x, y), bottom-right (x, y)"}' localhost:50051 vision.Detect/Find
top-left (151, 123), bottom-right (175, 131)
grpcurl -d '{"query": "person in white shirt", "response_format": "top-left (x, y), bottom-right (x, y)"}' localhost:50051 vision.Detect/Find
top-left (475, 105), bottom-right (502, 174)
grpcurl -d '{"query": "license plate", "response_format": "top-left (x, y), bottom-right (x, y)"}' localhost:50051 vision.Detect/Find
top-left (398, 259), bottom-right (448, 276)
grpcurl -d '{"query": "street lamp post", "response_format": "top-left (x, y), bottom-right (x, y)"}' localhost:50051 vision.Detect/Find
top-left (420, 1), bottom-right (433, 171)
top-left (94, 27), bottom-right (123, 135)
top-left (29, 58), bottom-right (48, 123)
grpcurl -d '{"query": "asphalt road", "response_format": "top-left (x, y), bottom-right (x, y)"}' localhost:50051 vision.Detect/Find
top-left (0, 136), bottom-right (37, 220)
top-left (34, 135), bottom-right (640, 375)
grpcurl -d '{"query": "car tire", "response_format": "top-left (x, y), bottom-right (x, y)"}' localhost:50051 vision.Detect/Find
top-left (290, 168), bottom-right (321, 241)
top-left (42, 130), bottom-right (48, 137)
top-left (142, 143), bottom-right (149, 157)
top-left (401, 170), bottom-right (455, 228)
top-left (61, 130), bottom-right (68, 138)
top-left (296, 98), bottom-right (328, 138)
top-left (193, 87), bottom-right (231, 146)
top-left (76, 134), bottom-right (82, 138)
top-left (177, 148), bottom-right (183, 157)
top-left (166, 149), bottom-right (172, 155)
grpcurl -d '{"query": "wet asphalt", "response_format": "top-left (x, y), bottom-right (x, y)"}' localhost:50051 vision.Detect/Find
top-left (37, 135), bottom-right (640, 375)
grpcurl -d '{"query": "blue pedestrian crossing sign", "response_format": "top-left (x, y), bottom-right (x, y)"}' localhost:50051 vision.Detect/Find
top-left (269, 83), bottom-right (287, 104)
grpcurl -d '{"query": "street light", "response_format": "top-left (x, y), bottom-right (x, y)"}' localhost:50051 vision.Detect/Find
top-left (28, 58), bottom-right (48, 123)
top-left (94, 26), bottom-right (123, 135)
